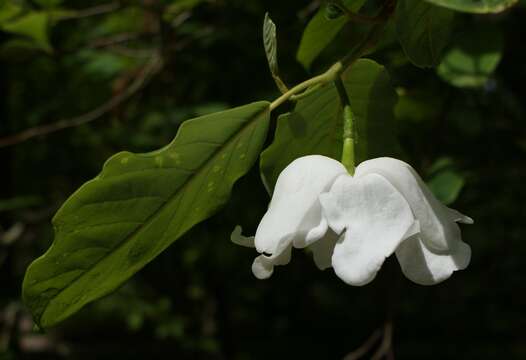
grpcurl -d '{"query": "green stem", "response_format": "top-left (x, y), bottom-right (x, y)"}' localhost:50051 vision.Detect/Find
top-left (334, 77), bottom-right (355, 175)
top-left (269, 62), bottom-right (343, 111)
top-left (341, 106), bottom-right (355, 175)
top-left (268, 0), bottom-right (395, 113)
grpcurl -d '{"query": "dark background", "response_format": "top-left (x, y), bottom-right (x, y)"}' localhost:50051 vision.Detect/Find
top-left (1, 0), bottom-right (525, 359)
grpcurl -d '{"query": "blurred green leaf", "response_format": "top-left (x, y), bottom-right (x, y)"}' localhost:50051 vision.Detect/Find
top-left (47, 8), bottom-right (77, 22)
top-left (91, 6), bottom-right (144, 37)
top-left (1, 11), bottom-right (51, 52)
top-left (396, 0), bottom-right (455, 68)
top-left (296, 0), bottom-right (366, 70)
top-left (0, 196), bottom-right (42, 212)
top-left (426, 157), bottom-right (465, 205)
top-left (77, 50), bottom-right (139, 80)
top-left (261, 59), bottom-right (399, 190)
top-left (0, 0), bottom-right (22, 23)
top-left (423, 0), bottom-right (517, 13)
top-left (427, 170), bottom-right (465, 205)
top-left (395, 88), bottom-right (444, 123)
top-left (437, 26), bottom-right (503, 88)
top-left (22, 102), bottom-right (270, 328)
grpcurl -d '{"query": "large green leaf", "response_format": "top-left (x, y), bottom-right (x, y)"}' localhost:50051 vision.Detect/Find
top-left (437, 26), bottom-right (503, 88)
top-left (0, 11), bottom-right (51, 51)
top-left (296, 0), bottom-right (366, 70)
top-left (23, 102), bottom-right (270, 328)
top-left (260, 59), bottom-right (398, 190)
top-left (396, 0), bottom-right (455, 68)
top-left (423, 0), bottom-right (517, 13)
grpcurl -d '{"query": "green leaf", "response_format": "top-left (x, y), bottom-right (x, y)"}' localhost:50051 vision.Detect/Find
top-left (437, 26), bottom-right (503, 88)
top-left (396, 0), bottom-right (455, 68)
top-left (260, 59), bottom-right (399, 190)
top-left (263, 12), bottom-right (287, 93)
top-left (263, 12), bottom-right (278, 76)
top-left (426, 157), bottom-right (465, 205)
top-left (428, 170), bottom-right (465, 204)
top-left (0, 196), bottom-right (42, 212)
top-left (296, 0), bottom-right (366, 69)
top-left (23, 102), bottom-right (270, 328)
top-left (423, 0), bottom-right (517, 13)
top-left (0, 0), bottom-right (22, 23)
top-left (1, 11), bottom-right (51, 52)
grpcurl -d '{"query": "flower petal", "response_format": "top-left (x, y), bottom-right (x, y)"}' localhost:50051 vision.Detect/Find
top-left (309, 230), bottom-right (340, 270)
top-left (396, 235), bottom-right (471, 285)
top-left (252, 240), bottom-right (292, 279)
top-left (355, 157), bottom-right (471, 252)
top-left (320, 173), bottom-right (414, 286)
top-left (448, 208), bottom-right (474, 224)
top-left (255, 155), bottom-right (347, 254)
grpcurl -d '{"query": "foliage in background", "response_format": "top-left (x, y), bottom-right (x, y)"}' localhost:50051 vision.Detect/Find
top-left (1, 0), bottom-right (526, 359)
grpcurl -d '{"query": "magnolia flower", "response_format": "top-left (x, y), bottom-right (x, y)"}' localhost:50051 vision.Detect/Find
top-left (232, 155), bottom-right (473, 286)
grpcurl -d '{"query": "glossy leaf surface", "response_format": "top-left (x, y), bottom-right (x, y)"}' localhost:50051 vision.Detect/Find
top-left (23, 102), bottom-right (270, 328)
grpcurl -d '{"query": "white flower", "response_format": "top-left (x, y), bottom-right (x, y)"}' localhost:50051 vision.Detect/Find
top-left (232, 155), bottom-right (473, 286)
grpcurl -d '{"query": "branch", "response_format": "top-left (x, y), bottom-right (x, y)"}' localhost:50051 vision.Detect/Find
top-left (343, 321), bottom-right (394, 360)
top-left (0, 54), bottom-right (162, 148)
top-left (343, 328), bottom-right (383, 360)
top-left (269, 62), bottom-right (343, 111)
top-left (371, 322), bottom-right (394, 360)
top-left (269, 0), bottom-right (396, 111)
top-left (58, 2), bottom-right (121, 21)
top-left (88, 32), bottom-right (141, 49)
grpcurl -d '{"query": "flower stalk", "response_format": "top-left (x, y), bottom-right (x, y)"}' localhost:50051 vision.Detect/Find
top-left (341, 105), bottom-right (355, 175)
top-left (334, 76), bottom-right (355, 175)
top-left (269, 62), bottom-right (343, 111)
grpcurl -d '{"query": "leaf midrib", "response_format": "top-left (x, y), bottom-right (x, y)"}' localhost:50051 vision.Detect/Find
top-left (37, 105), bottom-right (269, 324)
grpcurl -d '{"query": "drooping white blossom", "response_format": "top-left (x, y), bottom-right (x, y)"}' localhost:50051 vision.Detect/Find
top-left (232, 155), bottom-right (472, 286)
top-left (232, 155), bottom-right (347, 279)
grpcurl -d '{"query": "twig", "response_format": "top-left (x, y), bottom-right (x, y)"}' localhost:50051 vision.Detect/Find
top-left (89, 32), bottom-right (141, 49)
top-left (371, 322), bottom-right (393, 360)
top-left (0, 54), bottom-right (162, 148)
top-left (270, 61), bottom-right (343, 111)
top-left (342, 321), bottom-right (394, 360)
top-left (343, 328), bottom-right (383, 360)
top-left (107, 44), bottom-right (154, 59)
top-left (58, 2), bottom-right (121, 20)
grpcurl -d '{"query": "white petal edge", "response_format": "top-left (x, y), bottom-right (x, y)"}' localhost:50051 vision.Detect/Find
top-left (320, 173), bottom-right (414, 286)
top-left (356, 157), bottom-right (471, 252)
top-left (396, 234), bottom-right (471, 285)
top-left (308, 230), bottom-right (341, 270)
top-left (252, 238), bottom-right (292, 279)
top-left (254, 155), bottom-right (347, 254)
